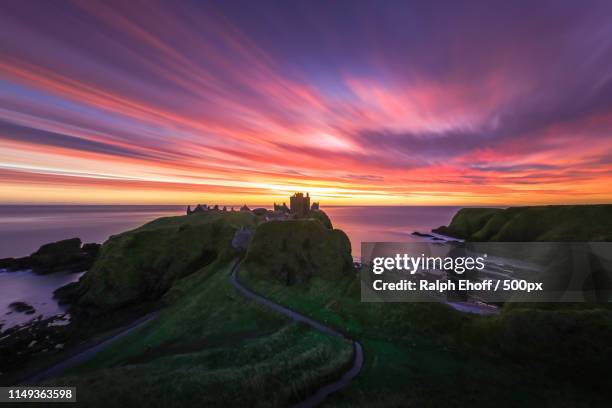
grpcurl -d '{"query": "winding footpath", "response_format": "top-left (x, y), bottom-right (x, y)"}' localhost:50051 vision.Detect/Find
top-left (230, 260), bottom-right (364, 408)
top-left (21, 259), bottom-right (363, 407)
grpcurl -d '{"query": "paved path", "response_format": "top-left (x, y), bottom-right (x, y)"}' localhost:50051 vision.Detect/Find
top-left (230, 260), bottom-right (364, 408)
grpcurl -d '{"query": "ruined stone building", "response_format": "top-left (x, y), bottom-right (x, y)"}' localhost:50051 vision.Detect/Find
top-left (290, 192), bottom-right (310, 217)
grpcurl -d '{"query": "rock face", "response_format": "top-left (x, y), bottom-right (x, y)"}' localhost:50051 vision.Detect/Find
top-left (433, 205), bottom-right (612, 241)
top-left (0, 238), bottom-right (100, 274)
top-left (243, 219), bottom-right (353, 285)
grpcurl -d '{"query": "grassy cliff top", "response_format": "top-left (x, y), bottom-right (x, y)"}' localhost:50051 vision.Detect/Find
top-left (242, 219), bottom-right (353, 285)
top-left (72, 211), bottom-right (260, 316)
top-left (433, 204), bottom-right (612, 241)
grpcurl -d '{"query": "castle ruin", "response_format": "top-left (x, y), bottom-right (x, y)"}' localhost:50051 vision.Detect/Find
top-left (290, 192), bottom-right (310, 217)
top-left (187, 192), bottom-right (318, 218)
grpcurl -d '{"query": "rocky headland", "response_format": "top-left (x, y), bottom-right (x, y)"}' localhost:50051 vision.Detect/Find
top-left (0, 238), bottom-right (100, 275)
top-left (432, 204), bottom-right (612, 241)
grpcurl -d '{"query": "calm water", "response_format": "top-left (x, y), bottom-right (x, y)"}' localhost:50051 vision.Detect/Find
top-left (324, 206), bottom-right (460, 256)
top-left (0, 205), bottom-right (185, 258)
top-left (0, 205), bottom-right (459, 330)
top-left (0, 271), bottom-right (84, 330)
top-left (0, 205), bottom-right (459, 258)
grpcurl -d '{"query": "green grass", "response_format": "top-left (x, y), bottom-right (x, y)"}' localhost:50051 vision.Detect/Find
top-left (243, 219), bottom-right (353, 285)
top-left (309, 209), bottom-right (334, 229)
top-left (40, 208), bottom-right (612, 407)
top-left (240, 269), bottom-right (612, 407)
top-left (436, 205), bottom-right (612, 241)
top-left (46, 260), bottom-right (354, 407)
top-left (73, 211), bottom-right (261, 316)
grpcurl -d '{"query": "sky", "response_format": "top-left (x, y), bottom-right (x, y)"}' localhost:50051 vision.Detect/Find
top-left (0, 0), bottom-right (611, 206)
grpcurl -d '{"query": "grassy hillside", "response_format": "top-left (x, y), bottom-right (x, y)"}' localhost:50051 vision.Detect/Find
top-left (242, 219), bottom-right (353, 285)
top-left (237, 216), bottom-right (610, 406)
top-left (46, 259), bottom-right (354, 407)
top-left (239, 266), bottom-right (612, 407)
top-left (30, 207), bottom-right (612, 406)
top-left (309, 209), bottom-right (333, 229)
top-left (70, 211), bottom-right (260, 316)
top-left (38, 212), bottom-right (356, 407)
top-left (433, 205), bottom-right (612, 241)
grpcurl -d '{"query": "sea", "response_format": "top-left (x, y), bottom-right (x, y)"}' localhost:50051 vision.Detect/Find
top-left (0, 205), bottom-right (460, 330)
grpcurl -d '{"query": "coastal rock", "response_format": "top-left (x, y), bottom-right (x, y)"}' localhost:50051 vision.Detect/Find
top-left (0, 238), bottom-right (100, 274)
top-left (0, 257), bottom-right (31, 272)
top-left (0, 314), bottom-right (72, 374)
top-left (30, 238), bottom-right (83, 274)
top-left (53, 281), bottom-right (83, 306)
top-left (8, 302), bottom-right (36, 315)
top-left (411, 231), bottom-right (434, 238)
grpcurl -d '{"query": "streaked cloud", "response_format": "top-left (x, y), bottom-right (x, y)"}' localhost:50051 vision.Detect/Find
top-left (0, 0), bottom-right (611, 205)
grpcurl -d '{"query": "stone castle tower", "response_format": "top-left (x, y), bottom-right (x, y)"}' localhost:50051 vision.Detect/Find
top-left (289, 192), bottom-right (310, 217)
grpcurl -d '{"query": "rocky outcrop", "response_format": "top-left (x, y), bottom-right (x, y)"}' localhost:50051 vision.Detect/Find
top-left (53, 282), bottom-right (81, 305)
top-left (8, 301), bottom-right (36, 315)
top-left (0, 238), bottom-right (100, 274)
top-left (0, 314), bottom-right (72, 375)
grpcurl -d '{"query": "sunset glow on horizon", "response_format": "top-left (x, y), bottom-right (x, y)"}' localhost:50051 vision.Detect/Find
top-left (1, 0), bottom-right (611, 205)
